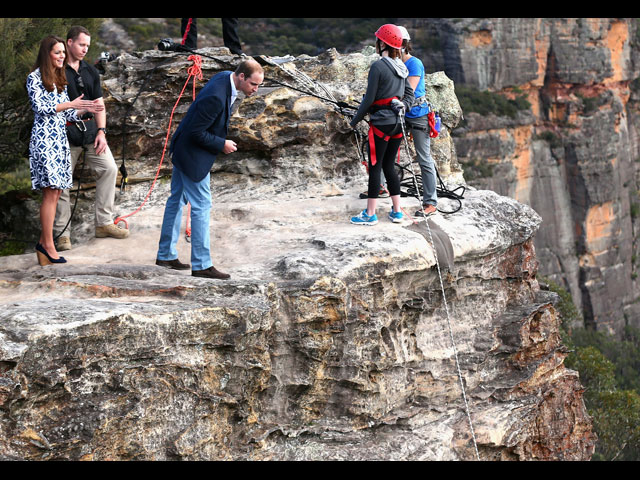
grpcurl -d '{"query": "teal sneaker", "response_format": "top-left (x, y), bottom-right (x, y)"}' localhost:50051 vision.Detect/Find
top-left (350, 209), bottom-right (378, 225)
top-left (389, 207), bottom-right (403, 223)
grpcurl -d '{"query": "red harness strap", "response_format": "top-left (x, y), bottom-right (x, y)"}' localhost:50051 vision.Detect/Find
top-left (181, 18), bottom-right (194, 46)
top-left (368, 97), bottom-right (403, 166)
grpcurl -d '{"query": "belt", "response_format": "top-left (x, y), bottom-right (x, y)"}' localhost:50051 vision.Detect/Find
top-left (66, 118), bottom-right (92, 132)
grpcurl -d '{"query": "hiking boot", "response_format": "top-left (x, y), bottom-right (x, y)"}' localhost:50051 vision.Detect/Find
top-left (415, 204), bottom-right (437, 217)
top-left (192, 266), bottom-right (230, 280)
top-left (350, 209), bottom-right (378, 226)
top-left (56, 236), bottom-right (72, 251)
top-left (156, 258), bottom-right (191, 270)
top-left (95, 223), bottom-right (129, 239)
top-left (388, 207), bottom-right (403, 223)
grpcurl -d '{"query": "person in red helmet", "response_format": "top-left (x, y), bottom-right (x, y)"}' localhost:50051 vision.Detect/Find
top-left (349, 24), bottom-right (414, 225)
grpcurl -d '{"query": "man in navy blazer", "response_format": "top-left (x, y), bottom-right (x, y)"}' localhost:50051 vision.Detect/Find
top-left (156, 59), bottom-right (264, 279)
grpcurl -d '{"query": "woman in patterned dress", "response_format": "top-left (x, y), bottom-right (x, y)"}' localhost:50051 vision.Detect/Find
top-left (26, 35), bottom-right (103, 265)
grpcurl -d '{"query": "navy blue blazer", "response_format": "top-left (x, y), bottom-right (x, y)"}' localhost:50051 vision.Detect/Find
top-left (170, 71), bottom-right (232, 182)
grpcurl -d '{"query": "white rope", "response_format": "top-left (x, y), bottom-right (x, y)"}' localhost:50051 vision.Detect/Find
top-left (399, 116), bottom-right (480, 461)
top-left (271, 58), bottom-right (338, 104)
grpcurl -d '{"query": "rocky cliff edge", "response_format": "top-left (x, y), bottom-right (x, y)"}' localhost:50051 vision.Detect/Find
top-left (0, 48), bottom-right (595, 460)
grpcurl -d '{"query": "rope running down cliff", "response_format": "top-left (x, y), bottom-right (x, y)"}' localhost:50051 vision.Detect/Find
top-left (397, 112), bottom-right (481, 461)
top-left (116, 46), bottom-right (479, 457)
top-left (260, 48), bottom-right (480, 459)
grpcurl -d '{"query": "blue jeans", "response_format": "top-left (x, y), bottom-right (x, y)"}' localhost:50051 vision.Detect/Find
top-left (157, 164), bottom-right (212, 271)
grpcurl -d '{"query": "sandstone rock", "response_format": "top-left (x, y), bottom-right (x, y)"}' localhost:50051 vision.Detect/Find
top-left (406, 17), bottom-right (640, 335)
top-left (0, 47), bottom-right (594, 460)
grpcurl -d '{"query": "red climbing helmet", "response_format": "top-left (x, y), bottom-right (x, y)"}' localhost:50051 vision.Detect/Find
top-left (374, 24), bottom-right (403, 49)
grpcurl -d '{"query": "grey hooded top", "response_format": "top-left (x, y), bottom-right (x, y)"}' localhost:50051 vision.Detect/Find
top-left (350, 56), bottom-right (415, 128)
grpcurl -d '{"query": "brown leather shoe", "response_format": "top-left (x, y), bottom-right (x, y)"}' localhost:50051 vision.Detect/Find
top-left (156, 258), bottom-right (191, 270)
top-left (192, 266), bottom-right (230, 280)
top-left (415, 204), bottom-right (437, 217)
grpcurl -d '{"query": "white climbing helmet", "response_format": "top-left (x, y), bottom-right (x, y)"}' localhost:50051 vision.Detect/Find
top-left (397, 26), bottom-right (410, 41)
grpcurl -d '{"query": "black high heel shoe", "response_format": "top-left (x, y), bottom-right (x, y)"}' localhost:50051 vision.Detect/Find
top-left (36, 243), bottom-right (67, 266)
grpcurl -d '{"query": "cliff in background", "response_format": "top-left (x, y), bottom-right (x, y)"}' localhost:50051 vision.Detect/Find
top-left (402, 18), bottom-right (640, 335)
top-left (0, 48), bottom-right (595, 460)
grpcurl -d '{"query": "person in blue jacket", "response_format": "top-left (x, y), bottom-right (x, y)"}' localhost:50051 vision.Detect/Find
top-left (398, 26), bottom-right (438, 217)
top-left (155, 58), bottom-right (264, 279)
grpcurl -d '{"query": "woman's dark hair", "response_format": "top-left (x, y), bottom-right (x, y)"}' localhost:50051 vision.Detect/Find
top-left (376, 39), bottom-right (402, 60)
top-left (32, 35), bottom-right (68, 93)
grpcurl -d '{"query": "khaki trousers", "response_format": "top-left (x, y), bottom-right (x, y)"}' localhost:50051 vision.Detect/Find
top-left (54, 143), bottom-right (118, 236)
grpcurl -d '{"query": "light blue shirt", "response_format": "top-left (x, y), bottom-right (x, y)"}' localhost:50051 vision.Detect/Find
top-left (405, 56), bottom-right (430, 119)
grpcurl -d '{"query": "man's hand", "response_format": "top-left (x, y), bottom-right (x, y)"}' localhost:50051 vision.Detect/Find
top-left (222, 140), bottom-right (237, 154)
top-left (94, 130), bottom-right (108, 155)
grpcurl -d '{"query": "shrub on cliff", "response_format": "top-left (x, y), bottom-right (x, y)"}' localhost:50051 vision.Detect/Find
top-left (456, 85), bottom-right (530, 119)
top-left (547, 278), bottom-right (640, 461)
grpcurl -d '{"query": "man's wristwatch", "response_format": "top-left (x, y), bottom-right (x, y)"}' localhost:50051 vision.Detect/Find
top-left (98, 127), bottom-right (107, 134)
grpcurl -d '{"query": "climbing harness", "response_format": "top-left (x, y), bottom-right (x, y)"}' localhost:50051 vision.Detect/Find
top-left (397, 111), bottom-right (480, 461)
top-left (368, 98), bottom-right (403, 167)
top-left (113, 54), bottom-right (203, 240)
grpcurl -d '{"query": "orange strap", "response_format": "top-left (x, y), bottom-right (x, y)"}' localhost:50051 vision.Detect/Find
top-left (181, 18), bottom-right (194, 46)
top-left (427, 111), bottom-right (439, 138)
top-left (368, 124), bottom-right (402, 167)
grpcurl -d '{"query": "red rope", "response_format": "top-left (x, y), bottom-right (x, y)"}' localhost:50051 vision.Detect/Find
top-left (114, 55), bottom-right (203, 230)
top-left (181, 18), bottom-right (194, 46)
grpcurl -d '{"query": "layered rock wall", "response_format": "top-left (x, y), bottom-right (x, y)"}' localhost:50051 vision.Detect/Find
top-left (403, 17), bottom-right (640, 334)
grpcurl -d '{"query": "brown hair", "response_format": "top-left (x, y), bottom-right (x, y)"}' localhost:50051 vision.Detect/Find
top-left (234, 58), bottom-right (264, 79)
top-left (67, 25), bottom-right (90, 41)
top-left (32, 35), bottom-right (68, 93)
top-left (376, 39), bottom-right (402, 60)
top-left (402, 39), bottom-right (413, 55)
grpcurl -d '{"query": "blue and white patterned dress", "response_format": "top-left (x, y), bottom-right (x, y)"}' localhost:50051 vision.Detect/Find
top-left (26, 68), bottom-right (80, 190)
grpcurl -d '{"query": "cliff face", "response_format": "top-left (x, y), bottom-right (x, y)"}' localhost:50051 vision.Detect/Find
top-left (403, 18), bottom-right (640, 335)
top-left (0, 48), bottom-right (595, 460)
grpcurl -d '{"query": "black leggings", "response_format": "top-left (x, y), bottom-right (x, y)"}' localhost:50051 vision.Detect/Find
top-left (368, 123), bottom-right (402, 198)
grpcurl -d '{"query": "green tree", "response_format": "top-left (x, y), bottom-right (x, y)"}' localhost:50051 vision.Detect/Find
top-left (0, 18), bottom-right (103, 193)
top-left (547, 279), bottom-right (640, 460)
